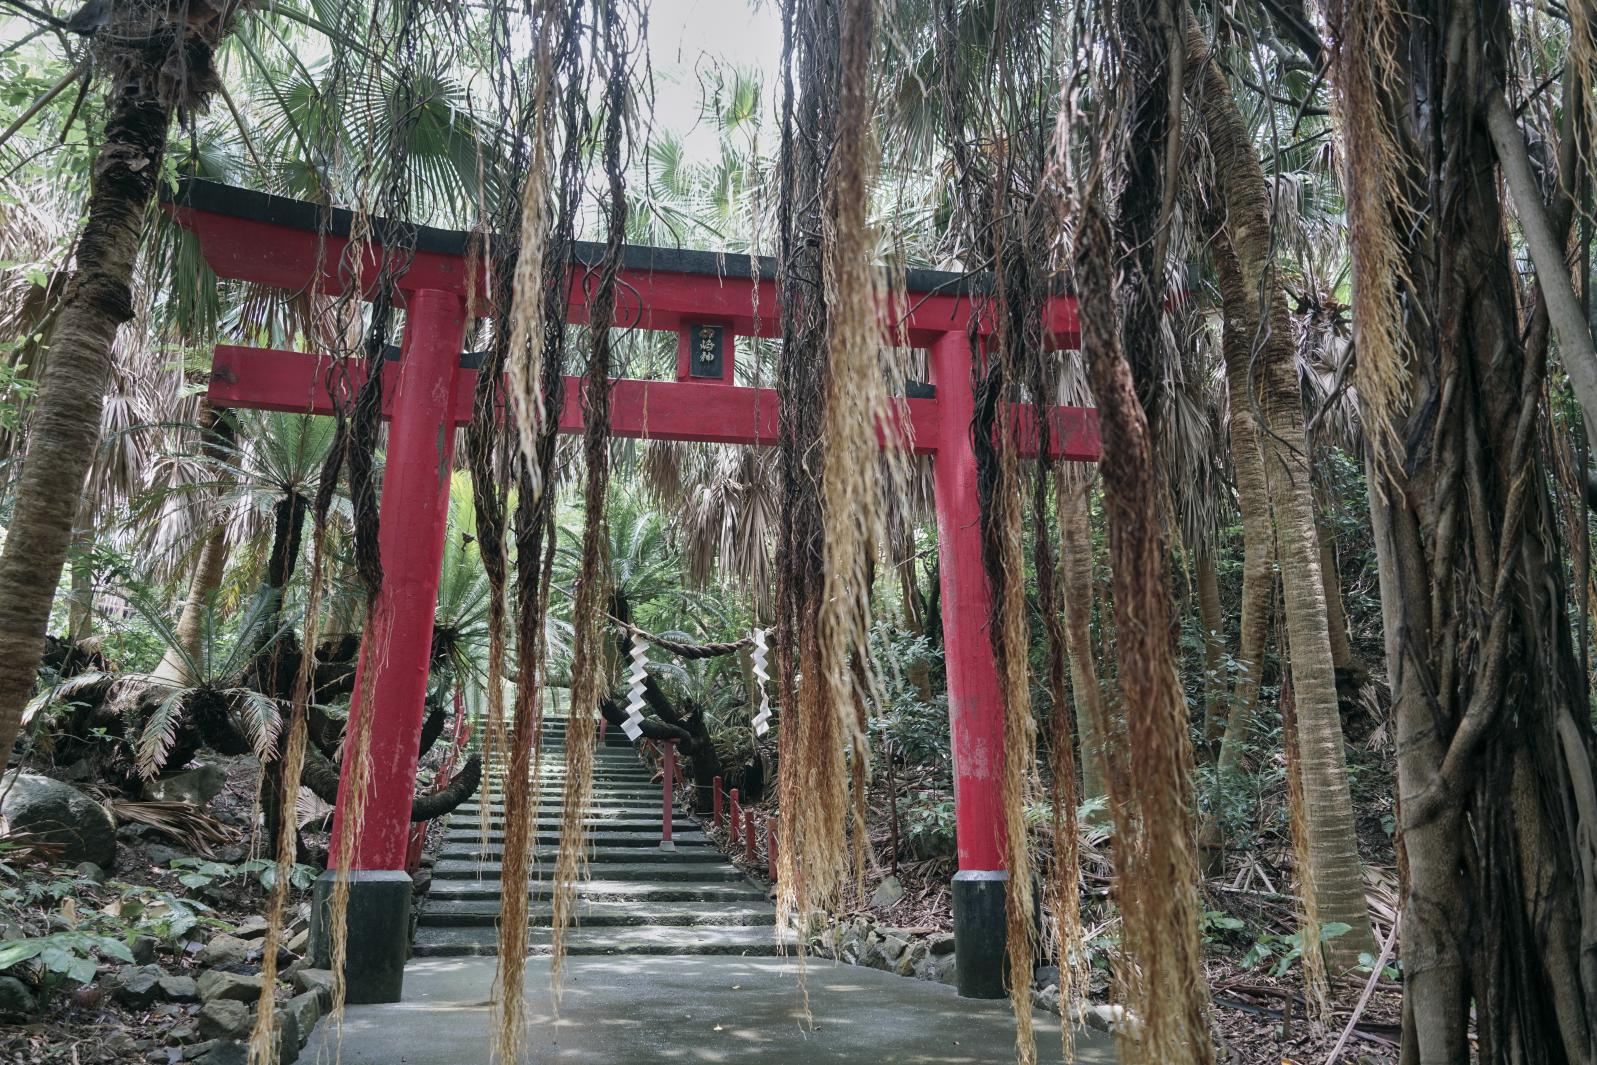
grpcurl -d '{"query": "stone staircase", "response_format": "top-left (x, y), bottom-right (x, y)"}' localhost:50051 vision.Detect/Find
top-left (413, 720), bottom-right (780, 957)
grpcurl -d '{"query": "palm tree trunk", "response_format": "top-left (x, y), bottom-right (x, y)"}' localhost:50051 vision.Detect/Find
top-left (1315, 502), bottom-right (1356, 675)
top-left (1195, 543), bottom-right (1226, 755)
top-left (1209, 243), bottom-right (1275, 789)
top-left (154, 404), bottom-right (237, 686)
top-left (1058, 470), bottom-right (1107, 812)
top-left (0, 19), bottom-right (178, 769)
top-left (153, 525), bottom-right (229, 686)
top-left (1187, 19), bottom-right (1374, 967)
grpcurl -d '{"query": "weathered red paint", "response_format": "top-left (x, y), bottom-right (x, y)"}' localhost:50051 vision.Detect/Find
top-left (206, 344), bottom-right (1100, 461)
top-left (929, 332), bottom-right (1005, 873)
top-left (169, 204), bottom-right (1082, 348)
top-left (327, 289), bottom-right (468, 871)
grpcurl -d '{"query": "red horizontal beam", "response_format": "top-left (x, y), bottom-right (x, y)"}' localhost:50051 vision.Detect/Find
top-left (207, 345), bottom-right (1100, 461)
top-left (171, 206), bottom-right (1081, 348)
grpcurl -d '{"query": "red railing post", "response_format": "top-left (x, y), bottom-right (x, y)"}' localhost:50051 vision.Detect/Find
top-left (660, 739), bottom-right (676, 851)
top-left (713, 775), bottom-right (724, 827)
top-left (729, 788), bottom-right (741, 847)
top-left (744, 806), bottom-right (756, 863)
top-left (767, 815), bottom-right (777, 871)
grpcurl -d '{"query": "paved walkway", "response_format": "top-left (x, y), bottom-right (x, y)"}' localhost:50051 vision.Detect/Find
top-left (306, 954), bottom-right (1115, 1063)
top-left (347, 724), bottom-right (1114, 1061)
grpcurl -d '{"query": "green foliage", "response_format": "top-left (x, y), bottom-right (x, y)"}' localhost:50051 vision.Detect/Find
top-left (0, 929), bottom-right (132, 985)
top-left (0, 857), bottom-right (222, 990)
top-left (168, 857), bottom-right (316, 893)
top-left (1239, 921), bottom-right (1353, 978)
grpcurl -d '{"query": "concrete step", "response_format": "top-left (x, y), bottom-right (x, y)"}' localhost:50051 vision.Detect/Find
top-left (426, 879), bottom-right (770, 903)
top-left (432, 859), bottom-right (751, 881)
top-left (437, 831), bottom-right (704, 851)
top-left (453, 804), bottom-right (685, 819)
top-left (443, 815), bottom-right (682, 831)
top-left (443, 826), bottom-right (696, 843)
top-left (435, 842), bottom-right (720, 864)
top-left (411, 924), bottom-right (784, 958)
top-left (418, 899), bottom-right (776, 928)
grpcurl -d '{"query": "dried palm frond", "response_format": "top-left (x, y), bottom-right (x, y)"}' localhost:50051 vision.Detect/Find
top-left (107, 799), bottom-right (240, 858)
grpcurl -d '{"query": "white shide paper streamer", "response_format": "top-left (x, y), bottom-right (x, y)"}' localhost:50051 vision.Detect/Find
top-left (750, 627), bottom-right (772, 736)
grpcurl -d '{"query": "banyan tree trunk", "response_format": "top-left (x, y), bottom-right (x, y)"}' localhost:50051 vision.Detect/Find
top-left (1333, 0), bottom-right (1597, 1056)
top-left (0, 4), bottom-right (236, 769)
top-left (1187, 18), bottom-right (1374, 967)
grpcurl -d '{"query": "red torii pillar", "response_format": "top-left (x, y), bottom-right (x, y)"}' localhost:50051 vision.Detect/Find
top-left (168, 179), bottom-right (1100, 1003)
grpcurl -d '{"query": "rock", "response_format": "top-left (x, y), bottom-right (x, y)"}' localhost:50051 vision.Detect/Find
top-left (926, 932), bottom-right (956, 956)
top-left (143, 843), bottom-right (186, 868)
top-left (166, 1024), bottom-right (198, 1044)
top-left (196, 970), bottom-right (262, 1003)
top-left (159, 975), bottom-right (200, 1002)
top-left (144, 762), bottom-right (227, 806)
top-left (231, 916), bottom-right (269, 941)
top-left (191, 1041), bottom-right (249, 1065)
top-left (880, 933), bottom-right (909, 965)
top-left (285, 928), bottom-right (308, 954)
top-left (1032, 984), bottom-right (1061, 1015)
top-left (274, 1008), bottom-right (301, 1061)
top-left (291, 969), bottom-right (334, 1009)
top-left (104, 1033), bottom-right (139, 1058)
top-left (111, 964), bottom-right (165, 1008)
top-left (869, 875), bottom-right (905, 910)
top-left (197, 999), bottom-right (252, 1040)
top-left (199, 935), bottom-right (253, 968)
top-left (131, 934), bottom-right (158, 965)
top-left (929, 952), bottom-right (958, 986)
top-left (118, 823), bottom-right (153, 843)
top-left (1084, 1003), bottom-right (1132, 1034)
top-left (0, 771), bottom-right (116, 866)
top-left (285, 991), bottom-right (321, 1043)
top-left (895, 940), bottom-right (929, 978)
top-left (1033, 964), bottom-right (1060, 989)
top-left (75, 861), bottom-right (106, 884)
top-left (0, 974), bottom-right (36, 1016)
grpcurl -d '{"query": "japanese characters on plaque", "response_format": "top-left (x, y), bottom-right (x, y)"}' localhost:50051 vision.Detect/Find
top-left (688, 322), bottom-right (726, 379)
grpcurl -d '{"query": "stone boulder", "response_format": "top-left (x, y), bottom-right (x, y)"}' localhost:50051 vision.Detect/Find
top-left (144, 762), bottom-right (227, 806)
top-left (198, 999), bottom-right (252, 1041)
top-left (0, 974), bottom-right (35, 1016)
top-left (197, 970), bottom-right (263, 1003)
top-left (0, 771), bottom-right (116, 866)
top-left (108, 964), bottom-right (165, 1008)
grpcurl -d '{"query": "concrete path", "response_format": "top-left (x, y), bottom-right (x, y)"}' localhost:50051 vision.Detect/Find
top-left (306, 954), bottom-right (1116, 1063)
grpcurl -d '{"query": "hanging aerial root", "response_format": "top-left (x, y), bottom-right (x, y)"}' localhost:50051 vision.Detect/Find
top-left (550, 0), bottom-right (632, 998)
top-left (1325, 0), bottom-right (1410, 471)
top-left (817, 0), bottom-right (895, 905)
top-left (1073, 202), bottom-right (1213, 1065)
top-left (245, 530), bottom-right (334, 1065)
top-left (1043, 468), bottom-right (1088, 1059)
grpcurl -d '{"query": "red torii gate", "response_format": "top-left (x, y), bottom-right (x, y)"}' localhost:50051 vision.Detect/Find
top-left (168, 180), bottom-right (1100, 1004)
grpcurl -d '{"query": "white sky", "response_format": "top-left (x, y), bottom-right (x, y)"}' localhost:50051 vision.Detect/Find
top-left (642, 0), bottom-right (782, 159)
